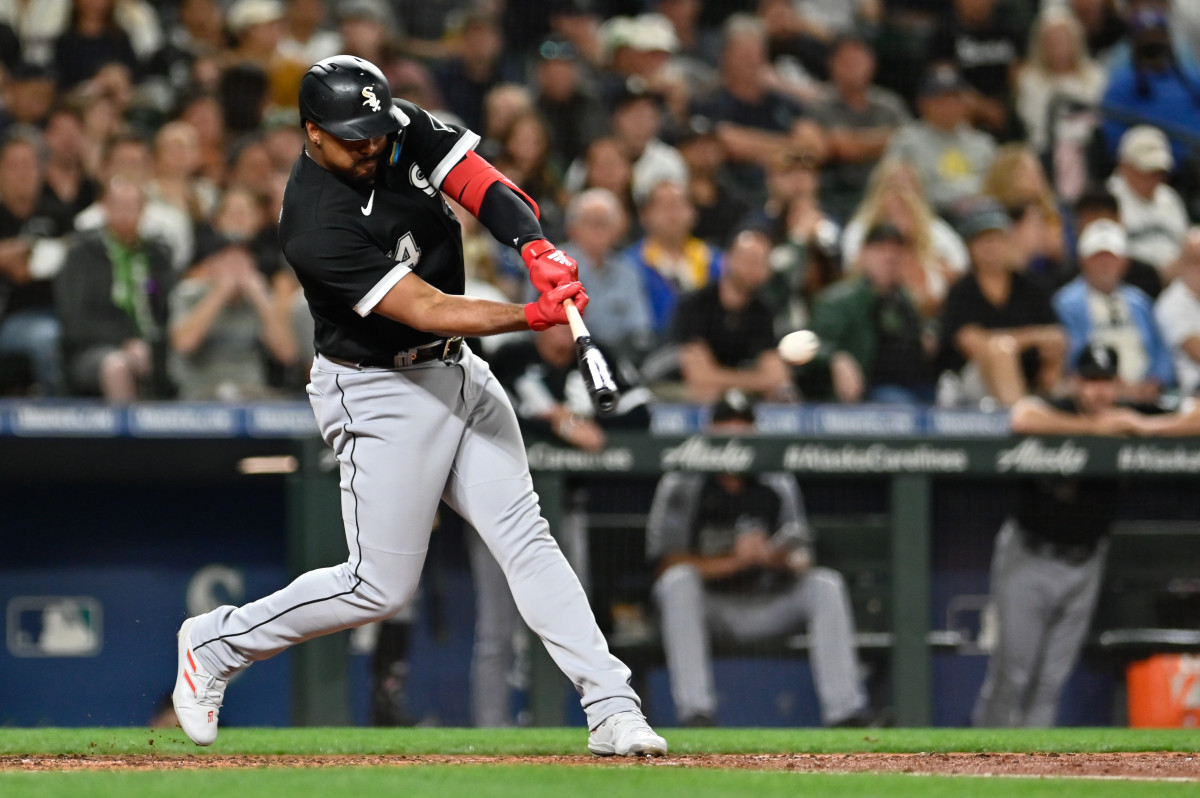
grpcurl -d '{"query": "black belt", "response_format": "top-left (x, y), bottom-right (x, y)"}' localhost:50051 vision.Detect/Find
top-left (325, 337), bottom-right (464, 369)
top-left (1017, 527), bottom-right (1099, 564)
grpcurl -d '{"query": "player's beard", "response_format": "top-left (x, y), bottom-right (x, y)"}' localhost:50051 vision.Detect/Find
top-left (350, 156), bottom-right (380, 185)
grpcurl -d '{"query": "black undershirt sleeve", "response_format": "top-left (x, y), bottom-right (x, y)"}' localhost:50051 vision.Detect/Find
top-left (476, 182), bottom-right (545, 251)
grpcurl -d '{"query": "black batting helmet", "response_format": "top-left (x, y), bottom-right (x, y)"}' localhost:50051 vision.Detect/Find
top-left (298, 55), bottom-right (404, 140)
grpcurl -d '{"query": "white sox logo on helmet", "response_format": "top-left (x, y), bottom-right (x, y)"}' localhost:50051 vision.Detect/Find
top-left (361, 86), bottom-right (381, 112)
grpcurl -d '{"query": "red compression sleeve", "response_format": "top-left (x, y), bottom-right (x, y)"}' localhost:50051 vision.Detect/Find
top-left (441, 150), bottom-right (540, 219)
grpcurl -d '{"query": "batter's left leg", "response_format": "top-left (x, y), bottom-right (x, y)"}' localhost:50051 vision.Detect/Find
top-left (441, 356), bottom-right (641, 730)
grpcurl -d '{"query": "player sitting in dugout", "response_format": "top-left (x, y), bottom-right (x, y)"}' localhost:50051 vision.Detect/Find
top-left (645, 389), bottom-right (874, 728)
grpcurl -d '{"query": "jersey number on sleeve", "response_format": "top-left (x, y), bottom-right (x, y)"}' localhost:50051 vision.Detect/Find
top-left (391, 232), bottom-right (421, 268)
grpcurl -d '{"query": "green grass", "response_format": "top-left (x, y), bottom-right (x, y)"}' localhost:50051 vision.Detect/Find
top-left (3, 766), bottom-right (1198, 798)
top-left (2, 728), bottom-right (1196, 798)
top-left (1, 727), bottom-right (1197, 756)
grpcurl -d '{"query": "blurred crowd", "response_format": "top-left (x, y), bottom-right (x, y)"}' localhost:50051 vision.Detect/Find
top-left (1, 0), bottom-right (1199, 411)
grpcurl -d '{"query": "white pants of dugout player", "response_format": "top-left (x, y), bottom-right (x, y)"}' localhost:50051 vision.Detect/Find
top-left (188, 347), bottom-right (641, 728)
top-left (972, 519), bottom-right (1107, 727)
top-left (654, 563), bottom-right (868, 725)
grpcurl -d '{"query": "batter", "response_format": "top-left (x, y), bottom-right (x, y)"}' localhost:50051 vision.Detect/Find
top-left (171, 55), bottom-right (667, 757)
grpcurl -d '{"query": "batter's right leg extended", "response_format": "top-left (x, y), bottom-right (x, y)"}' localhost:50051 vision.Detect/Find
top-left (174, 357), bottom-right (474, 744)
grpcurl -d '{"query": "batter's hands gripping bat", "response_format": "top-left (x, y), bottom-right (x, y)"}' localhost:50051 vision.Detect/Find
top-left (563, 299), bottom-right (619, 415)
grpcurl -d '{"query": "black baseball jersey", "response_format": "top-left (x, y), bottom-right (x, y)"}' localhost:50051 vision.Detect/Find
top-left (648, 472), bottom-right (805, 595)
top-left (279, 99), bottom-right (482, 363)
top-left (1016, 397), bottom-right (1171, 547)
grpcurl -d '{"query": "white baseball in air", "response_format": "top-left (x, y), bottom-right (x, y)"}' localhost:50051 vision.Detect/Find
top-left (778, 330), bottom-right (820, 365)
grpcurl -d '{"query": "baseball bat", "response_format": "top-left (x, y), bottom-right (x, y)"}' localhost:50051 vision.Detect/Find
top-left (563, 299), bottom-right (620, 415)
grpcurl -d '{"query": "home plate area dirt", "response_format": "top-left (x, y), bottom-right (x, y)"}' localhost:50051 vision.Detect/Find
top-left (3, 752), bottom-right (1198, 779)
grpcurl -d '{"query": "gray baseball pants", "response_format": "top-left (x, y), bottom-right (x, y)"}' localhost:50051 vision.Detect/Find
top-left (654, 562), bottom-right (867, 725)
top-left (189, 348), bottom-right (640, 728)
top-left (972, 518), bottom-right (1107, 727)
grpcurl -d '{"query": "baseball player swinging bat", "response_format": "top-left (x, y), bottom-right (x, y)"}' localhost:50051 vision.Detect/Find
top-left (563, 299), bottom-right (620, 415)
top-left (171, 54), bottom-right (668, 758)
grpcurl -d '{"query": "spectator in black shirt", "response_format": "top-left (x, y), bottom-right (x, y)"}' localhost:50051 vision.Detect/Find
top-left (41, 105), bottom-right (99, 221)
top-left (809, 33), bottom-right (911, 222)
top-left (1070, 0), bottom-right (1127, 62)
top-left (533, 36), bottom-right (606, 173)
top-left (759, 0), bottom-right (831, 90)
top-left (973, 343), bottom-right (1200, 727)
top-left (670, 228), bottom-right (793, 402)
top-left (54, 178), bottom-right (173, 401)
top-left (435, 10), bottom-right (519, 134)
top-left (937, 198), bottom-right (1067, 407)
top-left (929, 0), bottom-right (1026, 139)
top-left (140, 0), bottom-right (228, 115)
top-left (0, 21), bottom-right (20, 76)
top-left (52, 0), bottom-right (140, 93)
top-left (696, 14), bottom-right (821, 206)
top-left (0, 62), bottom-right (58, 132)
top-left (0, 131), bottom-right (72, 396)
top-left (674, 114), bottom-right (753, 247)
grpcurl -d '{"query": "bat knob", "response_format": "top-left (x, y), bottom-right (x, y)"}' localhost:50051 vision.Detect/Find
top-left (594, 389), bottom-right (618, 415)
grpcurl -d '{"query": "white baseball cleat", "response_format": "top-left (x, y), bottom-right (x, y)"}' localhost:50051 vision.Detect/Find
top-left (587, 710), bottom-right (669, 757)
top-left (172, 617), bottom-right (228, 746)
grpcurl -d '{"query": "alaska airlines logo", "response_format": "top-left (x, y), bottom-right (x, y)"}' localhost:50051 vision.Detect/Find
top-left (661, 436), bottom-right (755, 472)
top-left (362, 86), bottom-right (381, 112)
top-left (996, 439), bottom-right (1088, 475)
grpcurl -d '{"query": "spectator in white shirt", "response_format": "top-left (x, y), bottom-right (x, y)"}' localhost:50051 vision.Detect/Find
top-left (277, 0), bottom-right (342, 65)
top-left (1016, 5), bottom-right (1107, 154)
top-left (1155, 227), bottom-right (1200, 395)
top-left (1106, 125), bottom-right (1190, 293)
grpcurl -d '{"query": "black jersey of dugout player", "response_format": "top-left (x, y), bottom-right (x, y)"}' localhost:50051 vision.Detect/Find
top-left (279, 99), bottom-right (480, 363)
top-left (693, 475), bottom-right (791, 594)
top-left (1015, 397), bottom-right (1171, 547)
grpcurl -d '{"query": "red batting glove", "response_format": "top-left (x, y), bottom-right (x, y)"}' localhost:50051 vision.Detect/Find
top-left (524, 281), bottom-right (589, 331)
top-left (522, 239), bottom-right (578, 292)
